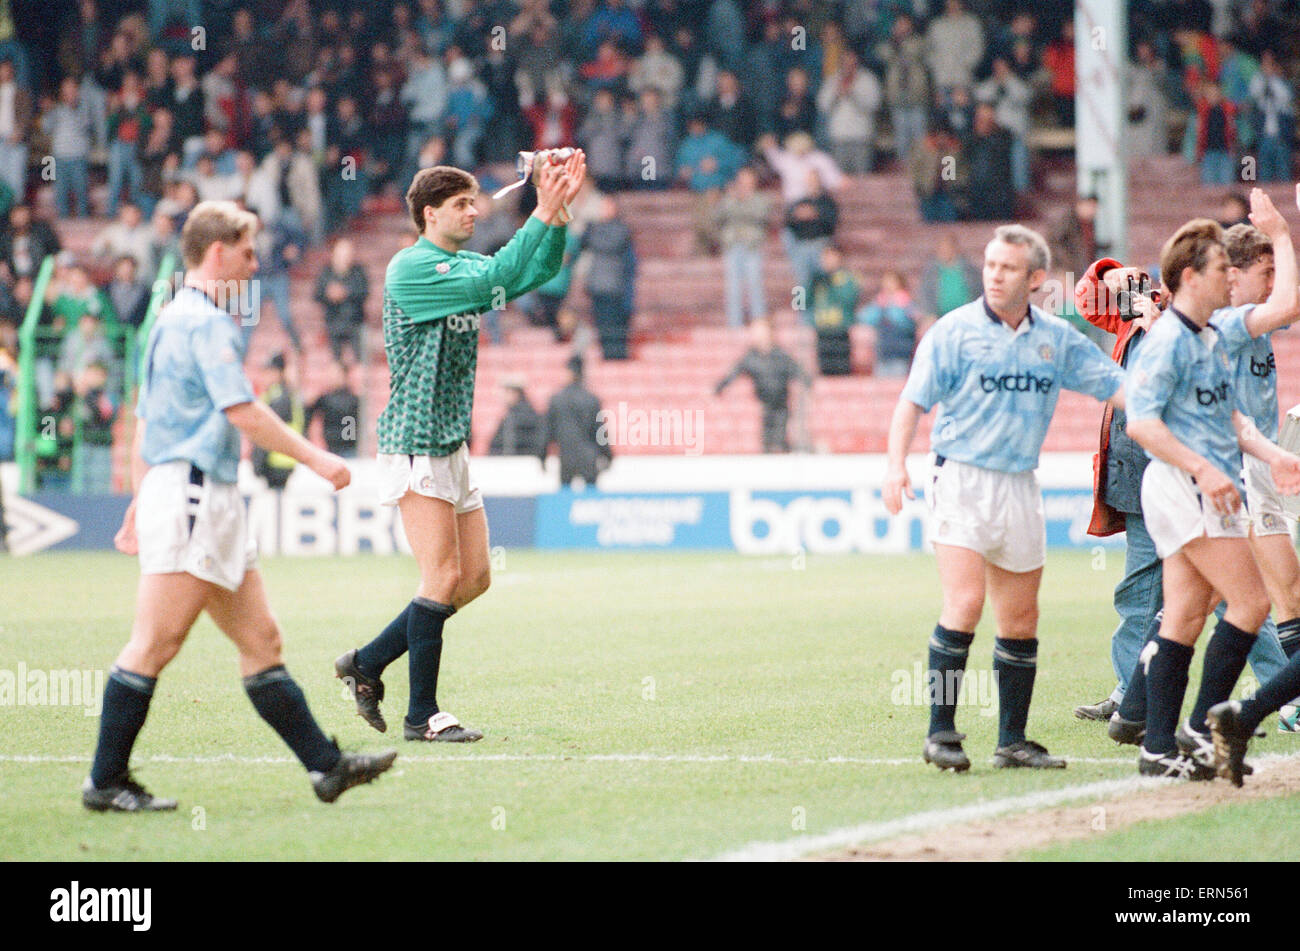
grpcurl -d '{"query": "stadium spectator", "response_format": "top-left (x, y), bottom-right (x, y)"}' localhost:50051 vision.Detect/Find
top-left (479, 32), bottom-right (528, 166)
top-left (259, 137), bottom-right (321, 244)
top-left (1250, 50), bottom-right (1294, 182)
top-left (163, 53), bottom-right (205, 166)
top-left (941, 82), bottom-right (975, 138)
top-left (57, 308), bottom-right (117, 389)
top-left (775, 67), bottom-right (817, 141)
top-left (541, 355), bottom-right (610, 489)
top-left (1041, 17), bottom-right (1075, 126)
top-left (1052, 194), bottom-right (1101, 282)
top-left (708, 69), bottom-right (757, 151)
top-left (578, 87), bottom-right (629, 191)
top-left (443, 53), bottom-right (493, 169)
top-left (1195, 81), bottom-right (1237, 185)
top-left (580, 195), bottom-right (636, 360)
top-left (104, 71), bottom-right (150, 217)
top-left (1217, 35), bottom-right (1258, 152)
top-left (307, 360), bottom-right (360, 458)
top-left (252, 352), bottom-right (303, 491)
top-left (91, 203), bottom-right (152, 274)
top-left (146, 206), bottom-right (179, 271)
top-left (624, 88), bottom-right (675, 190)
top-left (716, 166), bottom-right (771, 328)
top-left (314, 237), bottom-right (368, 365)
top-left (676, 112), bottom-right (744, 253)
top-left (714, 318), bottom-right (810, 454)
top-left (629, 32), bottom-right (685, 110)
top-left (926, 0), bottom-right (985, 98)
top-left (808, 244), bottom-right (859, 376)
top-left (586, 0), bottom-right (642, 55)
top-left (859, 269), bottom-right (920, 377)
top-left (489, 376), bottom-right (545, 457)
top-left (0, 57), bottom-right (32, 201)
top-left (976, 58), bottom-right (1030, 193)
top-left (73, 360), bottom-right (116, 493)
top-left (704, 0), bottom-right (745, 72)
top-left (513, 5), bottom-right (563, 99)
top-left (760, 131), bottom-right (845, 205)
top-left (963, 101), bottom-right (1015, 221)
top-left (1217, 191), bottom-right (1251, 228)
top-left (42, 76), bottom-right (96, 218)
top-left (1, 205), bottom-right (60, 280)
top-left (816, 49), bottom-right (882, 175)
top-left (106, 254), bottom-right (150, 328)
top-left (248, 211), bottom-right (306, 354)
top-left (522, 81), bottom-right (577, 153)
top-left (917, 233), bottom-right (980, 322)
top-left (782, 166), bottom-right (838, 295)
top-left (877, 14), bottom-right (930, 169)
top-left (401, 45), bottom-right (449, 176)
top-left (910, 124), bottom-right (961, 223)
top-left (1128, 40), bottom-right (1172, 157)
top-left (0, 344), bottom-right (14, 464)
top-left (35, 370), bottom-right (74, 489)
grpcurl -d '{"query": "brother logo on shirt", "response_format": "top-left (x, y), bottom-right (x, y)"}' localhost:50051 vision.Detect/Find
top-left (979, 371), bottom-right (1054, 394)
top-left (446, 312), bottom-right (482, 333)
top-left (1251, 353), bottom-right (1276, 378)
top-left (1197, 381), bottom-right (1231, 405)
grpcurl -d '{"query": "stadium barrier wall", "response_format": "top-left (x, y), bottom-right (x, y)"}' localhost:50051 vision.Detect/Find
top-left (2, 455), bottom-right (1121, 556)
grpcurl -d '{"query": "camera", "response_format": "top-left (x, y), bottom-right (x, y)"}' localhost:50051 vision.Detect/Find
top-left (1116, 273), bottom-right (1159, 321)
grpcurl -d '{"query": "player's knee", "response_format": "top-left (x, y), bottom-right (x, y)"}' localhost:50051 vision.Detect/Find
top-left (1233, 594), bottom-right (1270, 634)
top-left (467, 565), bottom-right (490, 601)
top-left (944, 593), bottom-right (984, 630)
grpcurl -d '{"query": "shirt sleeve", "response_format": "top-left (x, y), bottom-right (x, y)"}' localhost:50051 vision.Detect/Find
top-left (394, 217), bottom-right (566, 322)
top-left (1213, 304), bottom-right (1256, 356)
top-left (1125, 329), bottom-right (1178, 423)
top-left (194, 314), bottom-right (255, 411)
top-left (899, 321), bottom-right (953, 411)
top-left (1059, 323), bottom-right (1124, 401)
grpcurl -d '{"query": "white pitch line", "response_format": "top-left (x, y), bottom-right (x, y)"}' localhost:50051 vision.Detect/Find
top-left (0, 753), bottom-right (1137, 766)
top-left (710, 751), bottom-right (1300, 862)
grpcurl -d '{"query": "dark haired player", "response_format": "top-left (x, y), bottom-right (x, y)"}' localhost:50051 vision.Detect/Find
top-left (336, 150), bottom-right (586, 742)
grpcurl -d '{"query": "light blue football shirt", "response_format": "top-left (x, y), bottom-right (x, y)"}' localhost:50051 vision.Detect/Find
top-left (1125, 307), bottom-right (1241, 481)
top-left (1214, 303), bottom-right (1279, 442)
top-left (901, 298), bottom-right (1122, 473)
top-left (136, 286), bottom-right (255, 483)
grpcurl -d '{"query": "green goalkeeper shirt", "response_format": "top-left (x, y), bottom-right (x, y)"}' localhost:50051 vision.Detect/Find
top-left (377, 215), bottom-right (567, 456)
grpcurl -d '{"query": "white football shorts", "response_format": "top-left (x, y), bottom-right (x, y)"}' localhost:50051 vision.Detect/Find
top-left (377, 443), bottom-right (484, 513)
top-left (1141, 458), bottom-right (1248, 559)
top-left (136, 459), bottom-right (257, 592)
top-left (926, 455), bottom-right (1046, 573)
top-left (1243, 454), bottom-right (1291, 536)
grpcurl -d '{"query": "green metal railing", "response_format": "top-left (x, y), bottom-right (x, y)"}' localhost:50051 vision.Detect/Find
top-left (14, 251), bottom-right (176, 494)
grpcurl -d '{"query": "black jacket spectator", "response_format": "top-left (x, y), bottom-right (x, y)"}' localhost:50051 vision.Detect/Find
top-left (784, 193), bottom-right (838, 241)
top-left (1, 208), bottom-right (61, 281)
top-left (489, 390), bottom-right (545, 456)
top-left (313, 257), bottom-right (368, 362)
top-left (541, 362), bottom-right (611, 486)
top-left (308, 385), bottom-right (360, 457)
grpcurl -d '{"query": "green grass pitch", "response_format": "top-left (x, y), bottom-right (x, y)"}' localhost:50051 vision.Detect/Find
top-left (3, 548), bottom-right (1298, 861)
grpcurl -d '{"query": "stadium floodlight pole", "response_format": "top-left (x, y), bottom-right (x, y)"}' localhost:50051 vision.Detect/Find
top-left (1075, 0), bottom-right (1129, 264)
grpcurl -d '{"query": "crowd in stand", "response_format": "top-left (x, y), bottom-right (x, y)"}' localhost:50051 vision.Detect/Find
top-left (0, 0), bottom-right (1297, 470)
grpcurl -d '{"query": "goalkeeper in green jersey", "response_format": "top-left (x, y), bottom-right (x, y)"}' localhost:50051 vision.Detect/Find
top-left (336, 150), bottom-right (587, 742)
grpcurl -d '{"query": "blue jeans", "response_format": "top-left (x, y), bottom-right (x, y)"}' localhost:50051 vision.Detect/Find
top-left (891, 106), bottom-right (927, 165)
top-left (1258, 134), bottom-right (1292, 183)
top-left (1111, 513), bottom-right (1164, 698)
top-left (781, 229), bottom-right (828, 302)
top-left (1200, 149), bottom-right (1234, 185)
top-left (106, 141), bottom-right (144, 217)
top-left (724, 244), bottom-right (765, 327)
top-left (1010, 135), bottom-right (1029, 193)
top-left (53, 156), bottom-right (89, 217)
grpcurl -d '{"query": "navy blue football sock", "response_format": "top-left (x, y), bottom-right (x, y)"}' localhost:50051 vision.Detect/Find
top-left (1142, 637), bottom-right (1194, 756)
top-left (243, 666), bottom-right (340, 774)
top-left (927, 624), bottom-right (974, 735)
top-left (355, 604), bottom-right (412, 678)
top-left (1188, 617), bottom-right (1257, 733)
top-left (89, 666), bottom-right (157, 788)
top-left (1239, 648), bottom-right (1300, 731)
top-left (1117, 610), bottom-right (1163, 723)
top-left (1277, 617), bottom-right (1300, 659)
top-left (406, 598), bottom-right (455, 726)
top-left (993, 637), bottom-right (1037, 747)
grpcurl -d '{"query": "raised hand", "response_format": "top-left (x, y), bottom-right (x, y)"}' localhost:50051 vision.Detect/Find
top-left (1248, 187), bottom-right (1288, 239)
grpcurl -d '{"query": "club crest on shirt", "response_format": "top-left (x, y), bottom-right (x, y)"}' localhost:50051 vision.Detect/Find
top-left (436, 262), bottom-right (451, 274)
top-left (1038, 344), bottom-right (1053, 361)
top-left (1221, 513), bottom-right (1238, 530)
top-left (1263, 513), bottom-right (1282, 531)
top-left (419, 475), bottom-right (434, 491)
